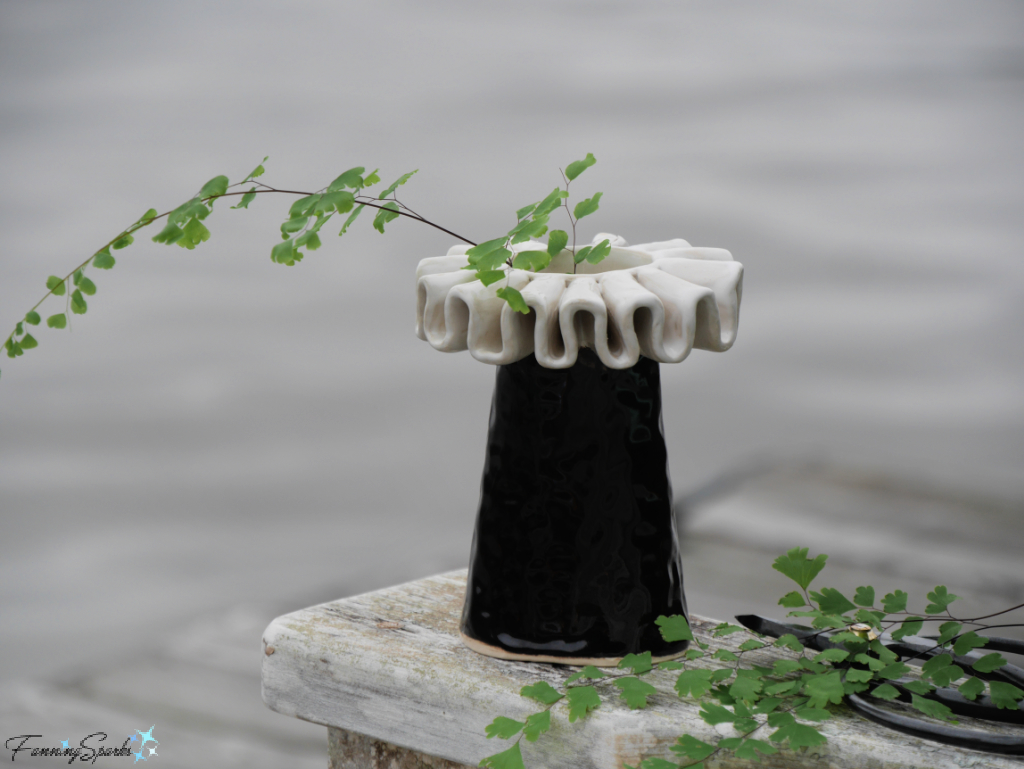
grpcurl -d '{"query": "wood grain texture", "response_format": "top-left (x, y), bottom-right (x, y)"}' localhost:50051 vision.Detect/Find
top-left (329, 728), bottom-right (473, 769)
top-left (262, 570), bottom-right (1023, 769)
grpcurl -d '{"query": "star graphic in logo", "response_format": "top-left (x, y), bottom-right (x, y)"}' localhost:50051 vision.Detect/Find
top-left (61, 740), bottom-right (70, 750)
top-left (148, 747), bottom-right (158, 757)
top-left (129, 734), bottom-right (137, 742)
top-left (135, 726), bottom-right (158, 749)
top-left (132, 749), bottom-right (147, 763)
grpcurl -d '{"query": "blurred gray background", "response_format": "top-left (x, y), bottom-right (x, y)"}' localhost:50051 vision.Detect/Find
top-left (2, 1), bottom-right (1023, 763)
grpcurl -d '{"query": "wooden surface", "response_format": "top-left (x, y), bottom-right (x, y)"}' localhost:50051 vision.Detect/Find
top-left (3, 463), bottom-right (1017, 768)
top-left (329, 728), bottom-right (473, 769)
top-left (261, 570), bottom-right (1023, 769)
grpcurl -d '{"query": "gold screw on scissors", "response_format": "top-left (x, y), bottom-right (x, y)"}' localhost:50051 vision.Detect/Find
top-left (848, 622), bottom-right (879, 641)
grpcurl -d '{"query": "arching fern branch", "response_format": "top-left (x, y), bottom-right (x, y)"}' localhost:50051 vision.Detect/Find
top-left (2, 153), bottom-right (608, 381)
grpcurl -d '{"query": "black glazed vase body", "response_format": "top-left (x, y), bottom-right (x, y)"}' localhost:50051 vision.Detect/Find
top-left (460, 348), bottom-right (689, 665)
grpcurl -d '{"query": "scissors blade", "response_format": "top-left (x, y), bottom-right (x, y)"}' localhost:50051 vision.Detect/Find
top-left (847, 692), bottom-right (1024, 755)
top-left (734, 614), bottom-right (814, 641)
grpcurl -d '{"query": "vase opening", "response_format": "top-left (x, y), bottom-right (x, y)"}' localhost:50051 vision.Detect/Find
top-left (537, 246), bottom-right (654, 277)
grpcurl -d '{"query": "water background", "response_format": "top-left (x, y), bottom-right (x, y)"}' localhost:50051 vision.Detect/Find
top-left (2, 1), bottom-right (1023, 687)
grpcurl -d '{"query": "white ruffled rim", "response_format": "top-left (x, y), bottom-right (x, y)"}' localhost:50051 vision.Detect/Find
top-left (415, 233), bottom-right (743, 369)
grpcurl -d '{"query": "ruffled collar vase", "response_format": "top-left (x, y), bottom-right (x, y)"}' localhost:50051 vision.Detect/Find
top-left (415, 234), bottom-right (743, 665)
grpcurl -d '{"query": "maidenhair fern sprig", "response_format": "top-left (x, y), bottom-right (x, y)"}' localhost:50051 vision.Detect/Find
top-left (480, 547), bottom-right (1024, 769)
top-left (2, 154), bottom-right (609, 380)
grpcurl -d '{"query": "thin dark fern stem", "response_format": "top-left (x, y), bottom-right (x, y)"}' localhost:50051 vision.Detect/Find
top-left (945, 602), bottom-right (1024, 624)
top-left (857, 601), bottom-right (1023, 624)
top-left (4, 183), bottom-right (478, 357)
top-left (243, 185), bottom-right (478, 245)
top-left (4, 214), bottom-right (164, 351)
top-left (794, 602), bottom-right (1024, 647)
top-left (559, 168), bottom-right (578, 275)
top-left (383, 196), bottom-right (427, 222)
top-left (898, 623), bottom-right (1024, 665)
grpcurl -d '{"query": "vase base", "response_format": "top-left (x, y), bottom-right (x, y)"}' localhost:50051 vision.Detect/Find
top-left (459, 631), bottom-right (689, 668)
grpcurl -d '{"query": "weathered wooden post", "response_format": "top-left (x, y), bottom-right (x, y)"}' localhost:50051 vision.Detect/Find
top-left (261, 571), bottom-right (1022, 768)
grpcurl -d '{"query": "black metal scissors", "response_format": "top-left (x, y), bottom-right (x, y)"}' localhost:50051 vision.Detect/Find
top-left (736, 614), bottom-right (1024, 755)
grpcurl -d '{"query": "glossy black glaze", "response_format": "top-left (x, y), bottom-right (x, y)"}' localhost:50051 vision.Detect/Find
top-left (461, 349), bottom-right (689, 660)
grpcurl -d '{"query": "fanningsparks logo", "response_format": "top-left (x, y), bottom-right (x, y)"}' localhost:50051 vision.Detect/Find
top-left (5, 726), bottom-right (159, 764)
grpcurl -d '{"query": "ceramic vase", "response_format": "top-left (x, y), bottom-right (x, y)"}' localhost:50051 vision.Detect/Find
top-left (415, 234), bottom-right (743, 665)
